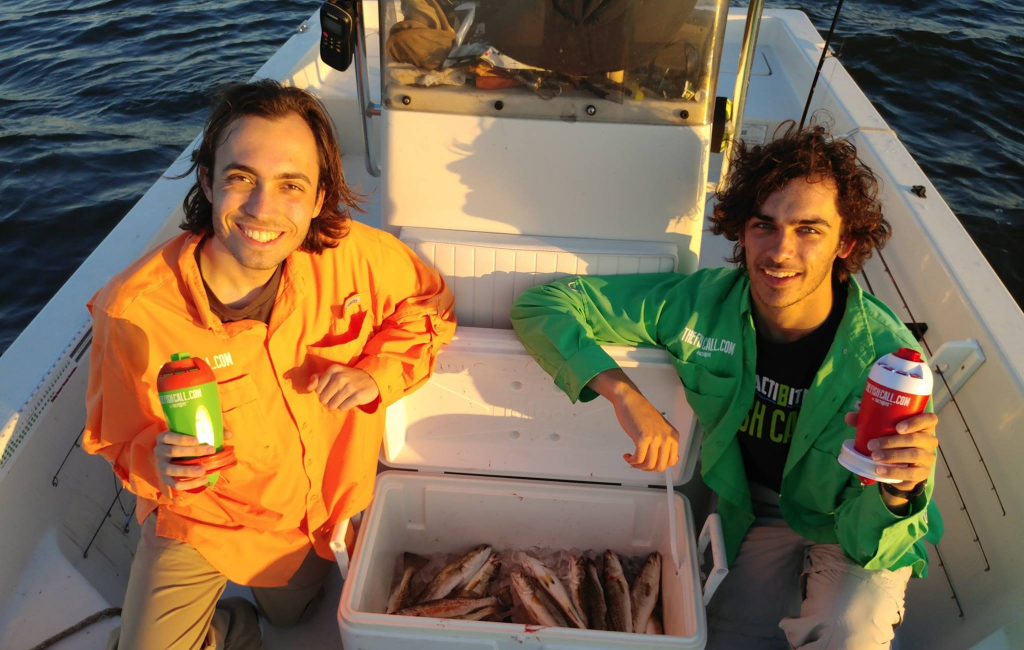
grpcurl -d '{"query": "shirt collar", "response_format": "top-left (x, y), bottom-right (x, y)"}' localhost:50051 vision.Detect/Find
top-left (838, 276), bottom-right (877, 369)
top-left (177, 233), bottom-right (312, 336)
top-left (734, 269), bottom-right (875, 366)
top-left (178, 233), bottom-right (224, 335)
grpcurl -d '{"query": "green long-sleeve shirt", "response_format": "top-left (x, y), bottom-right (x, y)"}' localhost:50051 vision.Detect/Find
top-left (510, 267), bottom-right (942, 576)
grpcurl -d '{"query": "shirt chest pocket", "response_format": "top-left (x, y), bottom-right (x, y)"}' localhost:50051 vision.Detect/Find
top-left (674, 362), bottom-right (736, 428)
top-left (217, 374), bottom-right (273, 471)
top-left (676, 362), bottom-right (734, 398)
top-left (306, 292), bottom-right (374, 372)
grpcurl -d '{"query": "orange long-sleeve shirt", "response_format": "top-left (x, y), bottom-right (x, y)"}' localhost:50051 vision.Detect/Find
top-left (84, 222), bottom-right (455, 586)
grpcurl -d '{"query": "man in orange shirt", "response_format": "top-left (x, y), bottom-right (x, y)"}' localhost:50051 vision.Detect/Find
top-left (84, 80), bottom-right (455, 648)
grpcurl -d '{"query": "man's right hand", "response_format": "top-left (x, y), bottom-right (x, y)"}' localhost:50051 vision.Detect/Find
top-left (154, 430), bottom-right (231, 492)
top-left (588, 369), bottom-right (680, 473)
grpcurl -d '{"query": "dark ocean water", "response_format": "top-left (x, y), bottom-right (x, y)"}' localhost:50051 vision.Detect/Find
top-left (0, 0), bottom-right (1021, 355)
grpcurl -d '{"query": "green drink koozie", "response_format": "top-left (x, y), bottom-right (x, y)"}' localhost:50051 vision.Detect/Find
top-left (157, 352), bottom-right (224, 490)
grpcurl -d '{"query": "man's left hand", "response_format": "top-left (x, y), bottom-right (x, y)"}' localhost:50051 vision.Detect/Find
top-left (844, 411), bottom-right (939, 490)
top-left (308, 365), bottom-right (380, 411)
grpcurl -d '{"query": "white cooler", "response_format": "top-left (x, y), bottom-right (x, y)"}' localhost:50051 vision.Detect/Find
top-left (331, 326), bottom-right (727, 650)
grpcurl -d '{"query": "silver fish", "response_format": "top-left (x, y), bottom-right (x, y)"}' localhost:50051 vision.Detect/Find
top-left (417, 544), bottom-right (492, 603)
top-left (461, 554), bottom-right (500, 597)
top-left (568, 555), bottom-right (590, 629)
top-left (582, 555), bottom-right (608, 631)
top-left (396, 595), bottom-right (499, 619)
top-left (645, 611), bottom-right (664, 635)
top-left (631, 552), bottom-right (662, 633)
top-left (386, 552), bottom-right (428, 615)
top-left (454, 605), bottom-right (510, 621)
top-left (510, 571), bottom-right (569, 628)
top-left (604, 550), bottom-right (632, 633)
top-left (518, 553), bottom-right (587, 629)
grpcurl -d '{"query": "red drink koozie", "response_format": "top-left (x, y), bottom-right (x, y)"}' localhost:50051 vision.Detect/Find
top-left (839, 348), bottom-right (933, 485)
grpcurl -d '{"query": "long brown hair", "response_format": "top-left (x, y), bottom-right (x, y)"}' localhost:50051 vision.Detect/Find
top-left (178, 79), bottom-right (364, 252)
top-left (711, 122), bottom-right (891, 282)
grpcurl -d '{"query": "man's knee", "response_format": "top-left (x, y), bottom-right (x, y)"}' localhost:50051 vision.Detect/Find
top-left (116, 516), bottom-right (228, 649)
top-left (823, 579), bottom-right (905, 649)
top-left (782, 559), bottom-right (911, 650)
top-left (252, 584), bottom-right (325, 627)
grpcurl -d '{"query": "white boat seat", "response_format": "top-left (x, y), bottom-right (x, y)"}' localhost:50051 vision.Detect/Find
top-left (399, 227), bottom-right (678, 329)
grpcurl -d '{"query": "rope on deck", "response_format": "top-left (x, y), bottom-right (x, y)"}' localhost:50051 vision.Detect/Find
top-left (26, 607), bottom-right (121, 650)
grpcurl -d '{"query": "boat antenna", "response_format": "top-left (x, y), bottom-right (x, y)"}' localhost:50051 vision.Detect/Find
top-left (799, 0), bottom-right (845, 129)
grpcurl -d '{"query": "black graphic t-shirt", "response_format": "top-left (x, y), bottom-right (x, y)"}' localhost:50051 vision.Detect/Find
top-left (737, 285), bottom-right (847, 493)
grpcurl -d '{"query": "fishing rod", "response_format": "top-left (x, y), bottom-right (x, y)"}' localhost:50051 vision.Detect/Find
top-left (800, 0), bottom-right (845, 129)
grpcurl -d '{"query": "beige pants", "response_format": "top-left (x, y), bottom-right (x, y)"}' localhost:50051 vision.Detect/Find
top-left (107, 514), bottom-right (333, 650)
top-left (706, 489), bottom-right (912, 650)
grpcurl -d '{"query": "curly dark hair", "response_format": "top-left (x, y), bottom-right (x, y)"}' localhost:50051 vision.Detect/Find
top-left (178, 79), bottom-right (364, 252)
top-left (710, 122), bottom-right (891, 283)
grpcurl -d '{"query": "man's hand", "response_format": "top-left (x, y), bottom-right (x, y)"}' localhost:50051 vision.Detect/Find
top-left (589, 369), bottom-right (680, 473)
top-left (844, 411), bottom-right (938, 511)
top-left (155, 429), bottom-right (233, 492)
top-left (308, 364), bottom-right (380, 411)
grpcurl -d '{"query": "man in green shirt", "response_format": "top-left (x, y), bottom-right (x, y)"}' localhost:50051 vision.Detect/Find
top-left (510, 125), bottom-right (941, 649)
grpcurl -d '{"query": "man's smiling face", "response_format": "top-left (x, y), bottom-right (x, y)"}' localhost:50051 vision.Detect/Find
top-left (740, 176), bottom-right (854, 314)
top-left (201, 113), bottom-right (325, 272)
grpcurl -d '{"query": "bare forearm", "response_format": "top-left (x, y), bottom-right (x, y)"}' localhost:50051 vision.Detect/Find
top-left (587, 369), bottom-right (681, 472)
top-left (587, 368), bottom-right (638, 404)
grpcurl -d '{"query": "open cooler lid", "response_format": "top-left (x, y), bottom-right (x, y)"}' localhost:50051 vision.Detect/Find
top-left (382, 326), bottom-right (698, 486)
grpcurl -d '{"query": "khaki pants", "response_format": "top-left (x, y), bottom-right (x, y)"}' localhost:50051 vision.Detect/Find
top-left (107, 514), bottom-right (333, 650)
top-left (706, 486), bottom-right (912, 650)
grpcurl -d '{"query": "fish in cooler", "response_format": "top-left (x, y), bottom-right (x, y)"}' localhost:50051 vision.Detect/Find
top-left (631, 551), bottom-right (662, 633)
top-left (416, 544), bottom-right (493, 603)
top-left (458, 553), bottom-right (500, 598)
top-left (581, 555), bottom-right (608, 631)
top-left (510, 571), bottom-right (570, 627)
top-left (396, 595), bottom-right (501, 618)
top-left (384, 544), bottom-right (665, 635)
top-left (455, 605), bottom-right (510, 621)
top-left (518, 551), bottom-right (587, 629)
top-left (385, 552), bottom-right (428, 615)
top-left (604, 550), bottom-right (633, 633)
top-left (567, 555), bottom-right (589, 629)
